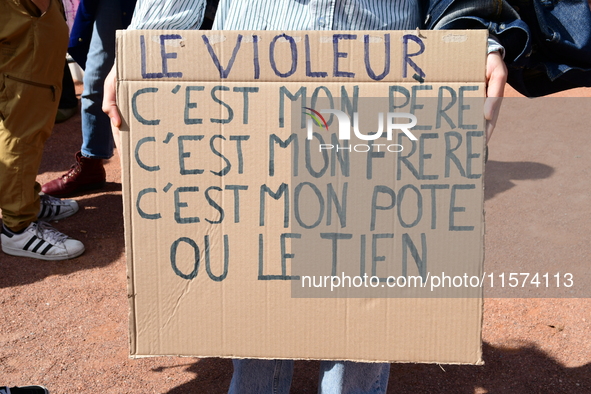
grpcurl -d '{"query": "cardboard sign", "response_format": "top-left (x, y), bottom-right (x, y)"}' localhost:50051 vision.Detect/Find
top-left (117, 29), bottom-right (487, 363)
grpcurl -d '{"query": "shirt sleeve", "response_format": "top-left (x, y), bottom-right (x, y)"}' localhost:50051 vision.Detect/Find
top-left (487, 36), bottom-right (505, 59)
top-left (128, 0), bottom-right (206, 30)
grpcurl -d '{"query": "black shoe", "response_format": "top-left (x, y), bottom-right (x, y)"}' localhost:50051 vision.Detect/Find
top-left (0, 386), bottom-right (49, 394)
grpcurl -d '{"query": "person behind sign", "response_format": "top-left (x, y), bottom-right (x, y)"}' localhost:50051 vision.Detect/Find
top-left (41, 0), bottom-right (137, 197)
top-left (102, 0), bottom-right (510, 392)
top-left (214, 10), bottom-right (504, 394)
top-left (0, 0), bottom-right (85, 261)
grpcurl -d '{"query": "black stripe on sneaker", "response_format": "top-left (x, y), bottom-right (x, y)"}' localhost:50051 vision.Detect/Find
top-left (40, 243), bottom-right (53, 255)
top-left (54, 205), bottom-right (61, 216)
top-left (31, 239), bottom-right (47, 253)
top-left (24, 235), bottom-right (39, 251)
top-left (39, 203), bottom-right (48, 218)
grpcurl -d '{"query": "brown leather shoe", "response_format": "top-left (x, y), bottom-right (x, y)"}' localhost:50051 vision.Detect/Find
top-left (42, 151), bottom-right (106, 197)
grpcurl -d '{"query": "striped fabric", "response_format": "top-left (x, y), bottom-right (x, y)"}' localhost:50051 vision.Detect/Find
top-left (213, 0), bottom-right (421, 30)
top-left (214, 0), bottom-right (421, 30)
top-left (127, 1), bottom-right (502, 57)
top-left (128, 0), bottom-right (206, 30)
top-left (129, 0), bottom-right (422, 31)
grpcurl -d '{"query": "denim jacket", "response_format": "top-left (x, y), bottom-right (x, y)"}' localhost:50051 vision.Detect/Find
top-left (68, 0), bottom-right (137, 69)
top-left (426, 0), bottom-right (591, 97)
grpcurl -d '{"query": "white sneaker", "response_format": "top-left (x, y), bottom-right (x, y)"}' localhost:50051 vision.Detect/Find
top-left (1, 221), bottom-right (85, 261)
top-left (37, 194), bottom-right (79, 221)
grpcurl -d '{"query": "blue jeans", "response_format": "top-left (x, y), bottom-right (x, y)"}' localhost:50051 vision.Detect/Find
top-left (80, 0), bottom-right (123, 159)
top-left (229, 359), bottom-right (390, 394)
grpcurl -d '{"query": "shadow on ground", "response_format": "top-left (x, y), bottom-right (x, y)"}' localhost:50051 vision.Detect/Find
top-left (484, 160), bottom-right (554, 201)
top-left (161, 342), bottom-right (591, 393)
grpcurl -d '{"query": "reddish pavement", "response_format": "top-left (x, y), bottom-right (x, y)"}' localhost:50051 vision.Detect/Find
top-left (0, 86), bottom-right (590, 393)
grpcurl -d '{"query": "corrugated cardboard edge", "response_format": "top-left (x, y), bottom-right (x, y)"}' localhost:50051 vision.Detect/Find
top-left (116, 31), bottom-right (137, 356)
top-left (131, 351), bottom-right (485, 364)
top-left (477, 133), bottom-right (487, 366)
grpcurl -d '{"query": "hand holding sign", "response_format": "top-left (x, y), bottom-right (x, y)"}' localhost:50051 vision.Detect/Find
top-left (103, 65), bottom-right (122, 152)
top-left (484, 51), bottom-right (507, 143)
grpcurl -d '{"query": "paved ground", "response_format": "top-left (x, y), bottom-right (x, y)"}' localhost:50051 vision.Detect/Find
top-left (1, 86), bottom-right (590, 393)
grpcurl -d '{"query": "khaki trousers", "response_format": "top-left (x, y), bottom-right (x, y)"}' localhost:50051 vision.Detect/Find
top-left (0, 0), bottom-right (69, 231)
